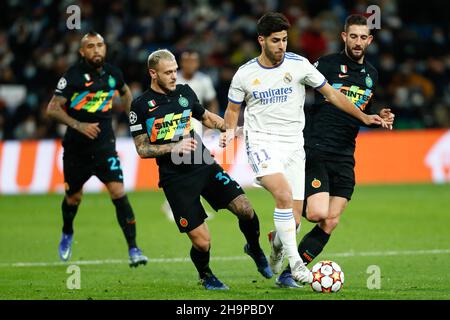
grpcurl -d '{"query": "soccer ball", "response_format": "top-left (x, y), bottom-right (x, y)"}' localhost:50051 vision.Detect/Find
top-left (311, 260), bottom-right (344, 293)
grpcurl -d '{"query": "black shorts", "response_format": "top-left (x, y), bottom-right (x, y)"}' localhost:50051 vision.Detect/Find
top-left (304, 148), bottom-right (355, 201)
top-left (63, 148), bottom-right (124, 195)
top-left (162, 163), bottom-right (244, 233)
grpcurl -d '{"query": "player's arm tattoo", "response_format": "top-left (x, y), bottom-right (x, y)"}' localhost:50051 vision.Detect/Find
top-left (201, 110), bottom-right (226, 132)
top-left (133, 133), bottom-right (175, 158)
top-left (46, 95), bottom-right (80, 130)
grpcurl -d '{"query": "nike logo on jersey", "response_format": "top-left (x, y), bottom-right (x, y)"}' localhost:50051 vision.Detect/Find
top-left (338, 74), bottom-right (349, 78)
top-left (85, 81), bottom-right (94, 87)
top-left (149, 106), bottom-right (159, 112)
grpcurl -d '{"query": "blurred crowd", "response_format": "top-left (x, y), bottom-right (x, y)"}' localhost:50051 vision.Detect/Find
top-left (0, 0), bottom-right (449, 140)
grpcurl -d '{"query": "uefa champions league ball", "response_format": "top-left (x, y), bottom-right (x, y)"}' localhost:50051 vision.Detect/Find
top-left (310, 260), bottom-right (345, 293)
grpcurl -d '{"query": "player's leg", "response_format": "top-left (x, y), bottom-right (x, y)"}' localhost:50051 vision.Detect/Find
top-left (58, 153), bottom-right (91, 261)
top-left (269, 146), bottom-right (306, 275)
top-left (298, 155), bottom-right (354, 266)
top-left (201, 164), bottom-right (272, 279)
top-left (163, 170), bottom-right (228, 290)
top-left (97, 151), bottom-right (147, 267)
top-left (319, 196), bottom-right (348, 234)
top-left (187, 223), bottom-right (228, 290)
top-left (259, 173), bottom-right (310, 282)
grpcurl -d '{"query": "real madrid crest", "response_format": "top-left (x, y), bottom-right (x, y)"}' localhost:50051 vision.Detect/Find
top-left (283, 72), bottom-right (292, 83)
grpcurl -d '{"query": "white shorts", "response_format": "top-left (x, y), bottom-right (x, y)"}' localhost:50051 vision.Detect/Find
top-left (245, 137), bottom-right (305, 200)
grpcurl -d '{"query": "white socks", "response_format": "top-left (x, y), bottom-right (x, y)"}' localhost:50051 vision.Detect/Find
top-left (273, 208), bottom-right (302, 268)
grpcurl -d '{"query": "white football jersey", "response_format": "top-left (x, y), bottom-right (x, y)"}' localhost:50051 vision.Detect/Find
top-left (228, 52), bottom-right (326, 142)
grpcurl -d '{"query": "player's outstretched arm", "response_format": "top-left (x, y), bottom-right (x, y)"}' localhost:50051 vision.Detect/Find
top-left (201, 110), bottom-right (226, 132)
top-left (46, 95), bottom-right (100, 139)
top-left (133, 133), bottom-right (197, 159)
top-left (317, 83), bottom-right (388, 128)
top-left (220, 101), bottom-right (241, 147)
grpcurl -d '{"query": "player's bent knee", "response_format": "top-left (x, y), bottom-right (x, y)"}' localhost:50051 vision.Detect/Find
top-left (323, 218), bottom-right (340, 233)
top-left (66, 194), bottom-right (82, 206)
top-left (306, 209), bottom-right (328, 223)
top-left (193, 239), bottom-right (210, 252)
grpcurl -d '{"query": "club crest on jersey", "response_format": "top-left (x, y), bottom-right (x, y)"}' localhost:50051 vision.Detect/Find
top-left (179, 217), bottom-right (188, 228)
top-left (84, 73), bottom-right (91, 81)
top-left (148, 100), bottom-right (157, 107)
top-left (178, 96), bottom-right (189, 108)
top-left (252, 78), bottom-right (261, 86)
top-left (365, 74), bottom-right (373, 88)
top-left (311, 178), bottom-right (321, 188)
top-left (108, 75), bottom-right (116, 88)
top-left (283, 72), bottom-right (292, 83)
top-left (340, 65), bottom-right (348, 73)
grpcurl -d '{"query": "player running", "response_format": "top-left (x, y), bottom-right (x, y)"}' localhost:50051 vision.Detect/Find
top-left (221, 12), bottom-right (388, 286)
top-left (275, 14), bottom-right (395, 288)
top-left (129, 49), bottom-right (272, 290)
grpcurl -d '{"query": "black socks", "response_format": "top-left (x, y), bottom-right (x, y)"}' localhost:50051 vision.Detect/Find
top-left (238, 211), bottom-right (262, 252)
top-left (112, 195), bottom-right (137, 249)
top-left (62, 198), bottom-right (79, 234)
top-left (190, 246), bottom-right (213, 279)
top-left (298, 225), bottom-right (330, 265)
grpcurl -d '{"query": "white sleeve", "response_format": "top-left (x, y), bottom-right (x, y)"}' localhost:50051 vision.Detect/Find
top-left (300, 59), bottom-right (327, 89)
top-left (203, 76), bottom-right (217, 101)
top-left (228, 71), bottom-right (245, 104)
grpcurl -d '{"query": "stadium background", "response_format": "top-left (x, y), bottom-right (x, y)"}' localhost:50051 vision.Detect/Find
top-left (0, 0), bottom-right (449, 301)
top-left (0, 0), bottom-right (449, 193)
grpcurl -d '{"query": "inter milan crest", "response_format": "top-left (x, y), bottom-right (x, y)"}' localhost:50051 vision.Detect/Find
top-left (108, 75), bottom-right (116, 88)
top-left (365, 74), bottom-right (373, 88)
top-left (178, 96), bottom-right (189, 108)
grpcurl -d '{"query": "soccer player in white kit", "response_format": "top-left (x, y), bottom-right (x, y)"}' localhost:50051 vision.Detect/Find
top-left (221, 12), bottom-right (386, 286)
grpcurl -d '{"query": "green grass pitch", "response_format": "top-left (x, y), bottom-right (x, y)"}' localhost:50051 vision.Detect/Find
top-left (0, 184), bottom-right (449, 300)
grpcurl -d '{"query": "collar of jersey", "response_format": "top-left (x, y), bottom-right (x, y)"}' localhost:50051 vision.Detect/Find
top-left (256, 54), bottom-right (285, 69)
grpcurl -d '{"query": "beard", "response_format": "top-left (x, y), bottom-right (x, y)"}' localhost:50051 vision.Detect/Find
top-left (264, 46), bottom-right (284, 65)
top-left (86, 56), bottom-right (104, 68)
top-left (157, 78), bottom-right (176, 94)
top-left (346, 46), bottom-right (366, 62)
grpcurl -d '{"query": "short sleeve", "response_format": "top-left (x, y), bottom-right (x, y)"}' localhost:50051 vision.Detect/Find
top-left (228, 71), bottom-right (245, 104)
top-left (301, 59), bottom-right (327, 89)
top-left (128, 99), bottom-right (147, 137)
top-left (54, 72), bottom-right (75, 100)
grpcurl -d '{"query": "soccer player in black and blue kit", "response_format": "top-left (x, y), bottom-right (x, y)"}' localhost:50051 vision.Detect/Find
top-left (275, 15), bottom-right (395, 287)
top-left (129, 49), bottom-right (272, 290)
top-left (47, 32), bottom-right (148, 267)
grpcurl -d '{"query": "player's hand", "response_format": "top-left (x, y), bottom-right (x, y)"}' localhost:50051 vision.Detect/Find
top-left (76, 122), bottom-right (100, 139)
top-left (219, 129), bottom-right (235, 148)
top-left (363, 114), bottom-right (389, 129)
top-left (379, 108), bottom-right (395, 130)
top-left (172, 138), bottom-right (197, 155)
